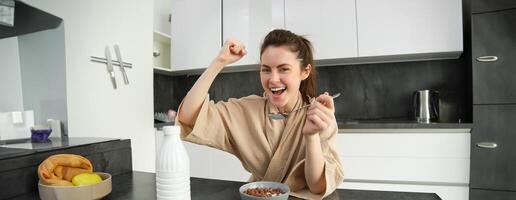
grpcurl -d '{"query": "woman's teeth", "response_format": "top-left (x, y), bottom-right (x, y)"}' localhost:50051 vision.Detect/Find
top-left (271, 87), bottom-right (286, 95)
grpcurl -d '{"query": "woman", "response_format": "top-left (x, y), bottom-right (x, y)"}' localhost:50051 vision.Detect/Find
top-left (176, 29), bottom-right (344, 199)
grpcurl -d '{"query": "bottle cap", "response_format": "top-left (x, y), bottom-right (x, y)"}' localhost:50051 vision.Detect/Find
top-left (163, 126), bottom-right (180, 136)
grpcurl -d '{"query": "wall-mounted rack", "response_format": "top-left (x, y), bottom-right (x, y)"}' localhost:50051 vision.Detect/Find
top-left (90, 56), bottom-right (133, 68)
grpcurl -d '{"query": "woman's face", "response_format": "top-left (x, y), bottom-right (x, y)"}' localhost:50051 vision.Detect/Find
top-left (260, 45), bottom-right (310, 112)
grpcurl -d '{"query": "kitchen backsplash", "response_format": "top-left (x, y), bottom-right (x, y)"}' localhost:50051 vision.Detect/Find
top-left (155, 57), bottom-right (472, 123)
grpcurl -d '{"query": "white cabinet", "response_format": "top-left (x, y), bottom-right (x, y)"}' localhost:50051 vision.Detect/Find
top-left (184, 141), bottom-right (251, 182)
top-left (153, 31), bottom-right (172, 72)
top-left (222, 0), bottom-right (284, 67)
top-left (170, 0), bottom-right (221, 71)
top-left (181, 127), bottom-right (470, 200)
top-left (338, 129), bottom-right (470, 200)
top-left (170, 0), bottom-right (462, 73)
top-left (356, 0), bottom-right (463, 59)
top-left (154, 0), bottom-right (171, 35)
top-left (285, 0), bottom-right (358, 60)
top-left (23, 0), bottom-right (155, 172)
top-left (153, 0), bottom-right (172, 72)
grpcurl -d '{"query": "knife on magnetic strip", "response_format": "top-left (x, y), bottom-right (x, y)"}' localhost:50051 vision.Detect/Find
top-left (114, 44), bottom-right (129, 85)
top-left (105, 46), bottom-right (117, 89)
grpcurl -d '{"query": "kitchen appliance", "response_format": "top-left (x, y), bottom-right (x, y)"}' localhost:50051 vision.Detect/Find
top-left (413, 90), bottom-right (439, 123)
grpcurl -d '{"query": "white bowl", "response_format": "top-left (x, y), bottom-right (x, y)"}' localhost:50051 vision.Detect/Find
top-left (239, 181), bottom-right (290, 200)
top-left (38, 172), bottom-right (112, 200)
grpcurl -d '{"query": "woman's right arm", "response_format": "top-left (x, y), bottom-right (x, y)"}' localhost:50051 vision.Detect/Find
top-left (178, 40), bottom-right (247, 127)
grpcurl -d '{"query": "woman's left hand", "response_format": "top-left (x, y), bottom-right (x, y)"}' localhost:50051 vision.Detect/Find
top-left (302, 92), bottom-right (336, 135)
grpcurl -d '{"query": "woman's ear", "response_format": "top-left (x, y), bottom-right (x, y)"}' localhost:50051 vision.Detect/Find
top-left (302, 64), bottom-right (312, 80)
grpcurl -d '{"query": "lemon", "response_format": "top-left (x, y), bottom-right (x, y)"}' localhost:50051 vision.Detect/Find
top-left (72, 173), bottom-right (102, 186)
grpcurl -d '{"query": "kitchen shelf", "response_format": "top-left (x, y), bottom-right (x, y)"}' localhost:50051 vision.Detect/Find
top-left (153, 30), bottom-right (171, 72)
top-left (153, 30), bottom-right (170, 45)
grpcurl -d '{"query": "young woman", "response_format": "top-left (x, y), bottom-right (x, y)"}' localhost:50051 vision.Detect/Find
top-left (176, 29), bottom-right (344, 199)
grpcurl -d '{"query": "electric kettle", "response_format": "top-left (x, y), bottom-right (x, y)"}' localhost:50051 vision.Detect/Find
top-left (413, 90), bottom-right (439, 123)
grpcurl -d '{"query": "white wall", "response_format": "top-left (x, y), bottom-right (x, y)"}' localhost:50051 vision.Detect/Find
top-left (24, 0), bottom-right (155, 172)
top-left (0, 37), bottom-right (24, 112)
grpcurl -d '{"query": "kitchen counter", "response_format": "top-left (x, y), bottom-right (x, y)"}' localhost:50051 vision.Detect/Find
top-left (0, 137), bottom-right (119, 160)
top-left (156, 121), bottom-right (472, 131)
top-left (0, 138), bottom-right (132, 199)
top-left (13, 171), bottom-right (442, 200)
top-left (154, 120), bottom-right (473, 133)
top-left (338, 121), bottom-right (472, 130)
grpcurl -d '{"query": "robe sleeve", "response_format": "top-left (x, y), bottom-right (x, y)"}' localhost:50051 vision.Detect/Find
top-left (174, 94), bottom-right (263, 155)
top-left (286, 120), bottom-right (345, 200)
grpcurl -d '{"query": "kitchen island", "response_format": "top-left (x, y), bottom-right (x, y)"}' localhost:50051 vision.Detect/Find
top-left (14, 171), bottom-right (441, 200)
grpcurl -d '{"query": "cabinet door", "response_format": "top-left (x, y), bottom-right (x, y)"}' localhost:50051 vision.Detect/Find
top-left (24, 0), bottom-right (155, 172)
top-left (472, 0), bottom-right (516, 14)
top-left (170, 0), bottom-right (221, 71)
top-left (472, 10), bottom-right (516, 104)
top-left (223, 0), bottom-right (284, 66)
top-left (471, 105), bottom-right (516, 190)
top-left (154, 0), bottom-right (171, 35)
top-left (285, 0), bottom-right (357, 60)
top-left (470, 189), bottom-right (516, 200)
top-left (356, 0), bottom-right (462, 57)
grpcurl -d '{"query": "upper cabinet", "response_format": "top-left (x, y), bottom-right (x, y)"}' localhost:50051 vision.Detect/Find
top-left (154, 0), bottom-right (171, 35)
top-left (472, 0), bottom-right (516, 14)
top-left (169, 0), bottom-right (463, 73)
top-left (285, 0), bottom-right (358, 61)
top-left (223, 0), bottom-right (284, 67)
top-left (170, 0), bottom-right (221, 71)
top-left (356, 0), bottom-right (463, 60)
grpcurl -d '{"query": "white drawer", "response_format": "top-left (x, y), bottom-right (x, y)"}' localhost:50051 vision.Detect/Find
top-left (336, 132), bottom-right (470, 184)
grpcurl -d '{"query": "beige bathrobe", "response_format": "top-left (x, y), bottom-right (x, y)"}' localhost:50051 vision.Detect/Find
top-left (176, 93), bottom-right (344, 199)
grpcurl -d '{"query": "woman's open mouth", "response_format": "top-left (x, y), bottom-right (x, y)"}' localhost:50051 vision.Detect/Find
top-left (270, 87), bottom-right (286, 97)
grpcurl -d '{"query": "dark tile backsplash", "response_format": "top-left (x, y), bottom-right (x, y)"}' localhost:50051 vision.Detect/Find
top-left (154, 57), bottom-right (472, 123)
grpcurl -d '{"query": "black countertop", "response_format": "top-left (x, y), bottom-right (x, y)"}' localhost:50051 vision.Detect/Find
top-left (338, 120), bottom-right (472, 129)
top-left (13, 171), bottom-right (441, 200)
top-left (156, 121), bottom-right (472, 130)
top-left (0, 137), bottom-right (119, 160)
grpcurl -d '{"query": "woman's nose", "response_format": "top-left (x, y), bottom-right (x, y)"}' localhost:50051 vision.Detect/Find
top-left (270, 71), bottom-right (280, 82)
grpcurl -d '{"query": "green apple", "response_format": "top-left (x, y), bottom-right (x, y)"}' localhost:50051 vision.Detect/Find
top-left (72, 173), bottom-right (102, 186)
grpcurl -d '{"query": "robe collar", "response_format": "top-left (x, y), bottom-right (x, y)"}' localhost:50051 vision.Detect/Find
top-left (262, 91), bottom-right (308, 182)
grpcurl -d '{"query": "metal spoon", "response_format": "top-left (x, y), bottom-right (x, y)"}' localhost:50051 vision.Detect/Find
top-left (268, 93), bottom-right (341, 120)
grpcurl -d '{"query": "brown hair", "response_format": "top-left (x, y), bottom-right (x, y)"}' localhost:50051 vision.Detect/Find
top-left (260, 29), bottom-right (316, 104)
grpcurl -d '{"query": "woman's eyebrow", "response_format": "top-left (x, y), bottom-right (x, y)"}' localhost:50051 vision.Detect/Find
top-left (261, 63), bottom-right (291, 68)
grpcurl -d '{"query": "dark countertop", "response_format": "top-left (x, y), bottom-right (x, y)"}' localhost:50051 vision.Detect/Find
top-left (338, 120), bottom-right (472, 130)
top-left (0, 137), bottom-right (119, 160)
top-left (156, 121), bottom-right (472, 130)
top-left (12, 171), bottom-right (441, 200)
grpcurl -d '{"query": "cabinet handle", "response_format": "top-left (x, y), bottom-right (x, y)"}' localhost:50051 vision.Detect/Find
top-left (476, 56), bottom-right (498, 62)
top-left (476, 142), bottom-right (497, 149)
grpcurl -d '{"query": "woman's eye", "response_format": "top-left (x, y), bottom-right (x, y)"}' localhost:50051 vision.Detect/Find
top-left (279, 68), bottom-right (289, 72)
top-left (260, 68), bottom-right (270, 72)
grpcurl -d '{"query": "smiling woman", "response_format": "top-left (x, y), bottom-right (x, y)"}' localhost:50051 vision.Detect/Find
top-left (175, 29), bottom-right (344, 200)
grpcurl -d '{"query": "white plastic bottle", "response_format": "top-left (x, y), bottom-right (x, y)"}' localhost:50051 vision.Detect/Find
top-left (156, 126), bottom-right (191, 200)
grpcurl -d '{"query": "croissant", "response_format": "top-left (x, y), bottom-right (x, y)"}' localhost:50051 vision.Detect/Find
top-left (38, 154), bottom-right (93, 186)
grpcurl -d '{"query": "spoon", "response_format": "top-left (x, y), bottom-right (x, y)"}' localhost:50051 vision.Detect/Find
top-left (268, 93), bottom-right (341, 120)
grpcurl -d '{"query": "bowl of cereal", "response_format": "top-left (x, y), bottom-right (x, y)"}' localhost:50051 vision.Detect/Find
top-left (239, 181), bottom-right (290, 200)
